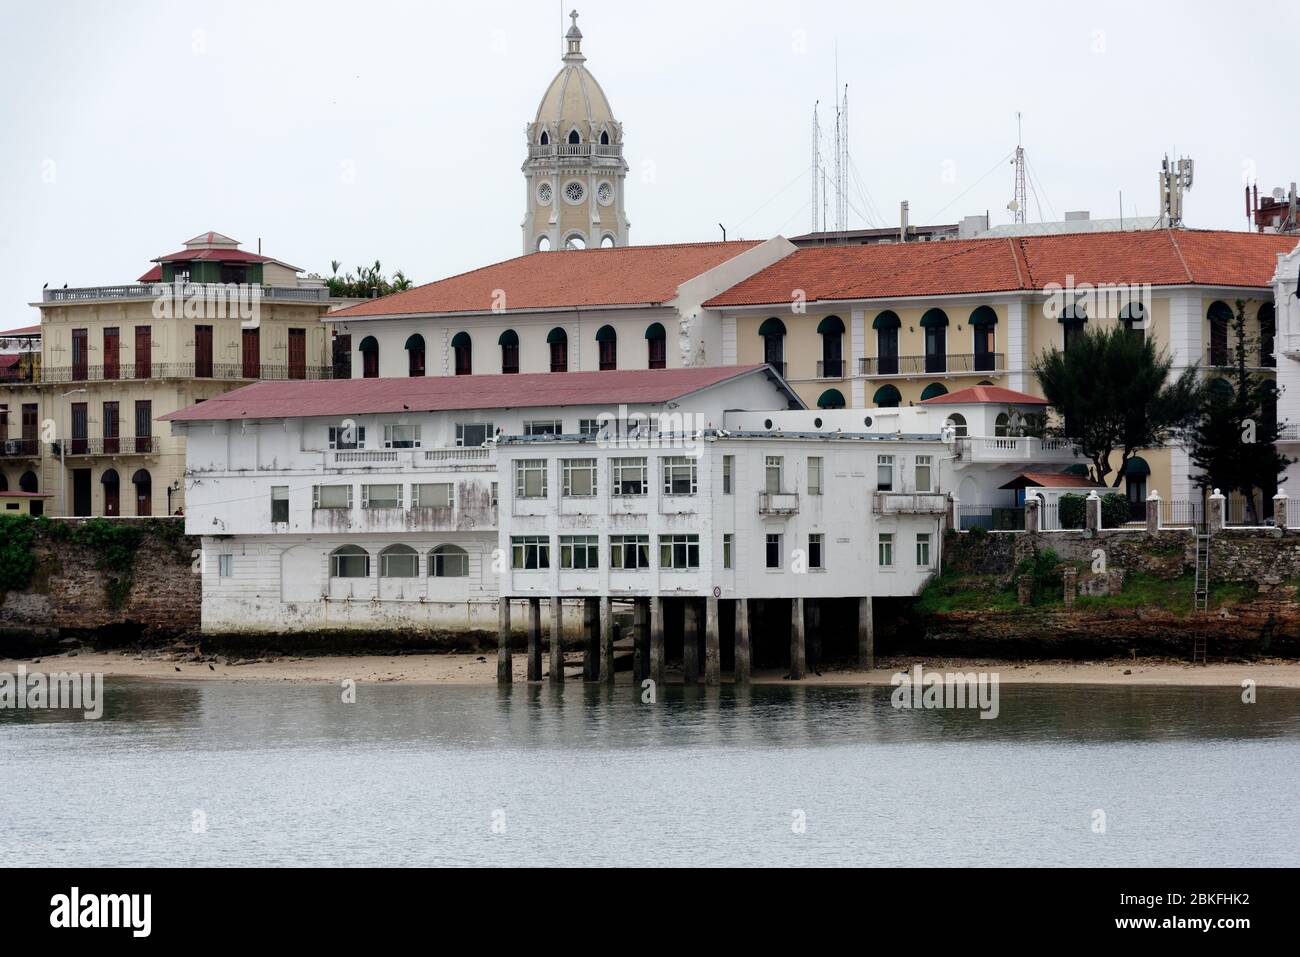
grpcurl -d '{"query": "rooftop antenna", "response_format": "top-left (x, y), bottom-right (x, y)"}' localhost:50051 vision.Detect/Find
top-left (811, 101), bottom-right (821, 235)
top-left (1008, 112), bottom-right (1027, 225)
top-left (1158, 153), bottom-right (1195, 228)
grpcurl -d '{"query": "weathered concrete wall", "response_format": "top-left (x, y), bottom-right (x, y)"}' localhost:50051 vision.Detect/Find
top-left (0, 518), bottom-right (200, 653)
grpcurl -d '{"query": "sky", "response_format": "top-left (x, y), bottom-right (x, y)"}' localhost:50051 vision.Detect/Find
top-left (2, 0), bottom-right (1298, 323)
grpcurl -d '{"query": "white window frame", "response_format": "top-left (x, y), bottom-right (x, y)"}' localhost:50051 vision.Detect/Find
top-left (525, 419), bottom-right (563, 436)
top-left (808, 457), bottom-right (823, 496)
top-left (611, 457), bottom-right (648, 496)
top-left (455, 422), bottom-right (494, 447)
top-left (915, 455), bottom-right (933, 494)
top-left (327, 425), bottom-right (365, 450)
top-left (362, 483), bottom-right (403, 509)
top-left (515, 459), bottom-right (548, 499)
top-left (217, 553), bottom-right (233, 578)
top-left (559, 534), bottom-right (600, 569)
top-left (723, 533), bottom-right (733, 569)
top-left (916, 533), bottom-right (932, 568)
top-left (662, 456), bottom-right (698, 496)
top-left (313, 484), bottom-right (353, 510)
top-left (610, 534), bottom-right (650, 570)
top-left (877, 455), bottom-right (895, 492)
top-left (722, 455), bottom-right (734, 494)
top-left (879, 533), bottom-right (894, 568)
top-left (270, 485), bottom-right (289, 523)
top-left (809, 533), bottom-right (824, 569)
top-left (765, 456), bottom-right (784, 494)
top-left (383, 424), bottom-right (421, 449)
top-left (659, 534), bottom-right (700, 570)
top-left (413, 483), bottom-right (455, 509)
top-left (765, 532), bottom-right (782, 569)
top-left (511, 535), bottom-right (550, 570)
top-left (561, 458), bottom-right (598, 497)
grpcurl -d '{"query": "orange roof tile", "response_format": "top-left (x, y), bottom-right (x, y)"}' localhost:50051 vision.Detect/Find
top-left (331, 241), bottom-right (762, 319)
top-left (704, 230), bottom-right (1299, 307)
top-left (922, 385), bottom-right (1049, 406)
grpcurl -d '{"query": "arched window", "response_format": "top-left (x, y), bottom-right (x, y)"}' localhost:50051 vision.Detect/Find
top-left (645, 322), bottom-right (667, 369)
top-left (596, 325), bottom-right (618, 370)
top-left (1122, 456), bottom-right (1150, 521)
top-left (1208, 301), bottom-right (1232, 366)
top-left (600, 130), bottom-right (610, 145)
top-left (817, 388), bottom-right (846, 410)
top-left (945, 413), bottom-right (968, 438)
top-left (430, 544), bottom-right (469, 578)
top-left (358, 336), bottom-right (379, 379)
top-left (1119, 301), bottom-right (1147, 345)
top-left (1259, 303), bottom-right (1276, 368)
top-left (970, 306), bottom-right (998, 372)
top-left (499, 330), bottom-right (519, 374)
top-left (379, 544), bottom-right (419, 578)
top-left (758, 317), bottom-right (786, 376)
top-left (600, 234), bottom-right (616, 248)
top-left (101, 468), bottom-right (120, 517)
top-left (132, 468), bottom-right (152, 517)
top-left (19, 470), bottom-right (38, 493)
top-left (920, 383), bottom-right (948, 401)
top-left (564, 234), bottom-right (587, 250)
top-left (405, 334), bottom-right (425, 377)
top-left (921, 309), bottom-right (948, 373)
top-left (330, 544), bottom-right (370, 579)
top-left (537, 235), bottom-right (552, 252)
top-left (817, 315), bottom-right (844, 377)
top-left (547, 327), bottom-right (568, 372)
top-left (995, 413), bottom-right (1011, 437)
top-left (451, 332), bottom-right (472, 376)
top-left (873, 385), bottom-right (902, 408)
top-left (539, 130), bottom-right (549, 146)
top-left (568, 129), bottom-right (581, 145)
top-left (1061, 302), bottom-right (1087, 352)
top-left (873, 311), bottom-right (901, 375)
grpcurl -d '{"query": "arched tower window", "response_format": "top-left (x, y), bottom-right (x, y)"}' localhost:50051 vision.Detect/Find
top-left (539, 130), bottom-right (549, 146)
top-left (645, 322), bottom-right (667, 369)
top-left (405, 334), bottom-right (425, 377)
top-left (358, 336), bottom-right (379, 379)
top-left (970, 306), bottom-right (998, 372)
top-left (873, 311), bottom-right (900, 375)
top-left (921, 309), bottom-right (949, 373)
top-left (499, 330), bottom-right (519, 374)
top-left (547, 328), bottom-right (568, 372)
top-left (600, 130), bottom-right (610, 145)
top-left (568, 129), bottom-right (581, 145)
top-left (596, 325), bottom-right (617, 371)
top-left (451, 332), bottom-right (472, 376)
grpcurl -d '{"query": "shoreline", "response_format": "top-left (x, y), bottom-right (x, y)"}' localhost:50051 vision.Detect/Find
top-left (3, 650), bottom-right (1299, 689)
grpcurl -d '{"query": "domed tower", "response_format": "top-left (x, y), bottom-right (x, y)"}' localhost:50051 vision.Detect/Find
top-left (522, 11), bottom-right (629, 253)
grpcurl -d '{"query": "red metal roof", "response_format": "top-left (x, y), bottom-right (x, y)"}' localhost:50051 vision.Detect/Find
top-left (329, 241), bottom-right (763, 319)
top-left (0, 324), bottom-right (40, 337)
top-left (161, 364), bottom-right (786, 422)
top-left (704, 230), bottom-right (1299, 307)
top-left (150, 248), bottom-right (275, 265)
top-left (922, 385), bottom-right (1049, 406)
top-left (137, 265), bottom-right (163, 283)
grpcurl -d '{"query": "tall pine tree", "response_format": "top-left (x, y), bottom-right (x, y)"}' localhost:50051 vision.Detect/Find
top-left (1188, 299), bottom-right (1292, 523)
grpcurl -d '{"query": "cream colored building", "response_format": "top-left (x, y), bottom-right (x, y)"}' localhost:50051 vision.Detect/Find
top-left (521, 11), bottom-right (629, 253)
top-left (1, 232), bottom-right (345, 517)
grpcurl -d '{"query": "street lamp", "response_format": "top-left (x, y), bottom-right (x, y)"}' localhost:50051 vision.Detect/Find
top-left (59, 388), bottom-right (88, 516)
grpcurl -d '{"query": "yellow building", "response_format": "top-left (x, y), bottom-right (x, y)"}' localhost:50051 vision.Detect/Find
top-left (705, 228), bottom-right (1298, 507)
top-left (0, 232), bottom-right (346, 517)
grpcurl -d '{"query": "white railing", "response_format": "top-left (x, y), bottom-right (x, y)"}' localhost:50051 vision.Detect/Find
top-left (424, 448), bottom-right (491, 463)
top-left (957, 436), bottom-right (1079, 462)
top-left (874, 492), bottom-right (948, 515)
top-left (331, 450), bottom-right (399, 465)
top-left (41, 283), bottom-right (329, 303)
top-left (758, 492), bottom-right (800, 514)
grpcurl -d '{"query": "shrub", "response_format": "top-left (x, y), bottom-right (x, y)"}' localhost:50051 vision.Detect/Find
top-left (0, 514), bottom-right (37, 592)
top-left (1101, 492), bottom-right (1130, 528)
top-left (1058, 493), bottom-right (1086, 529)
top-left (1014, 547), bottom-right (1063, 604)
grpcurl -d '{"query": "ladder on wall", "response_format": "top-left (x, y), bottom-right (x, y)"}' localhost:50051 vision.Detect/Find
top-left (1192, 635), bottom-right (1208, 665)
top-left (1193, 533), bottom-right (1211, 613)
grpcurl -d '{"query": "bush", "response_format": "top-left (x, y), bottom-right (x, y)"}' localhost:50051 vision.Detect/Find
top-left (1058, 494), bottom-right (1086, 529)
top-left (1101, 492), bottom-right (1129, 528)
top-left (1014, 547), bottom-right (1063, 604)
top-left (0, 514), bottom-right (37, 592)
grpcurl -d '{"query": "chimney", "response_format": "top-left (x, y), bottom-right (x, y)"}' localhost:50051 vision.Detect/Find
top-left (899, 201), bottom-right (910, 243)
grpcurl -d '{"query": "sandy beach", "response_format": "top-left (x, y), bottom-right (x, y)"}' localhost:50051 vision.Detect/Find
top-left (4, 649), bottom-right (1299, 688)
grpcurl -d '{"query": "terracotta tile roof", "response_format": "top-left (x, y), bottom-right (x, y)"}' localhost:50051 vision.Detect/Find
top-left (161, 364), bottom-right (789, 422)
top-left (137, 266), bottom-right (163, 283)
top-left (0, 324), bottom-right (40, 337)
top-left (922, 385), bottom-right (1049, 406)
top-left (329, 241), bottom-right (762, 319)
top-left (704, 230), bottom-right (1299, 307)
top-left (1002, 472), bottom-right (1103, 489)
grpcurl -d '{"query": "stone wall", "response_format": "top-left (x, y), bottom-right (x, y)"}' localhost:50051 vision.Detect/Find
top-left (0, 518), bottom-right (200, 654)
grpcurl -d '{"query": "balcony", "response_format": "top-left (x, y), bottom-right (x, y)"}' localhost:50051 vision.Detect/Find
top-left (859, 353), bottom-right (1004, 377)
top-left (1205, 347), bottom-right (1274, 370)
top-left (41, 283), bottom-right (330, 304)
top-left (57, 436), bottom-right (160, 456)
top-left (815, 359), bottom-right (846, 378)
top-left (526, 143), bottom-right (624, 160)
top-left (0, 438), bottom-right (40, 459)
top-left (874, 491), bottom-right (948, 515)
top-left (325, 447), bottom-right (494, 471)
top-left (39, 362), bottom-right (332, 385)
top-left (758, 491), bottom-right (800, 515)
top-left (955, 436), bottom-right (1079, 465)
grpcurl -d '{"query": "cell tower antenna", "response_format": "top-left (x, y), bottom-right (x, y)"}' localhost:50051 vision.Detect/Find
top-left (1009, 112), bottom-right (1028, 225)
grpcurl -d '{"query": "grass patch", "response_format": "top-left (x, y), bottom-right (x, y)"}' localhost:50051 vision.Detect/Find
top-left (913, 571), bottom-right (1023, 614)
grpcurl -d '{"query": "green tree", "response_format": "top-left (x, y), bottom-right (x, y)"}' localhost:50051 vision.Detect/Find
top-left (1187, 299), bottom-right (1291, 523)
top-left (312, 260), bottom-right (415, 299)
top-left (1033, 324), bottom-right (1202, 487)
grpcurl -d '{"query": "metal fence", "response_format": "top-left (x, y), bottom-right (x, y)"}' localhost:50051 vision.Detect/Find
top-left (957, 504), bottom-right (1025, 531)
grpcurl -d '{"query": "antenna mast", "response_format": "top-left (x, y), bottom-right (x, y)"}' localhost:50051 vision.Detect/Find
top-left (811, 102), bottom-right (821, 235)
top-left (1009, 112), bottom-right (1027, 225)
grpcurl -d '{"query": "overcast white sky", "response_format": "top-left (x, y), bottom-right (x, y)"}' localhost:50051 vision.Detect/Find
top-left (2, 0), bottom-right (1297, 322)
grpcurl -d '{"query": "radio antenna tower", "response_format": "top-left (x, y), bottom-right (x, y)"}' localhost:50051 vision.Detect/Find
top-left (811, 102), bottom-right (821, 234)
top-left (1009, 112), bottom-right (1028, 224)
top-left (834, 83), bottom-right (849, 236)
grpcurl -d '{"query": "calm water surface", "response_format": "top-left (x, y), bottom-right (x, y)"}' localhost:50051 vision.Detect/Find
top-left (2, 680), bottom-right (1297, 866)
